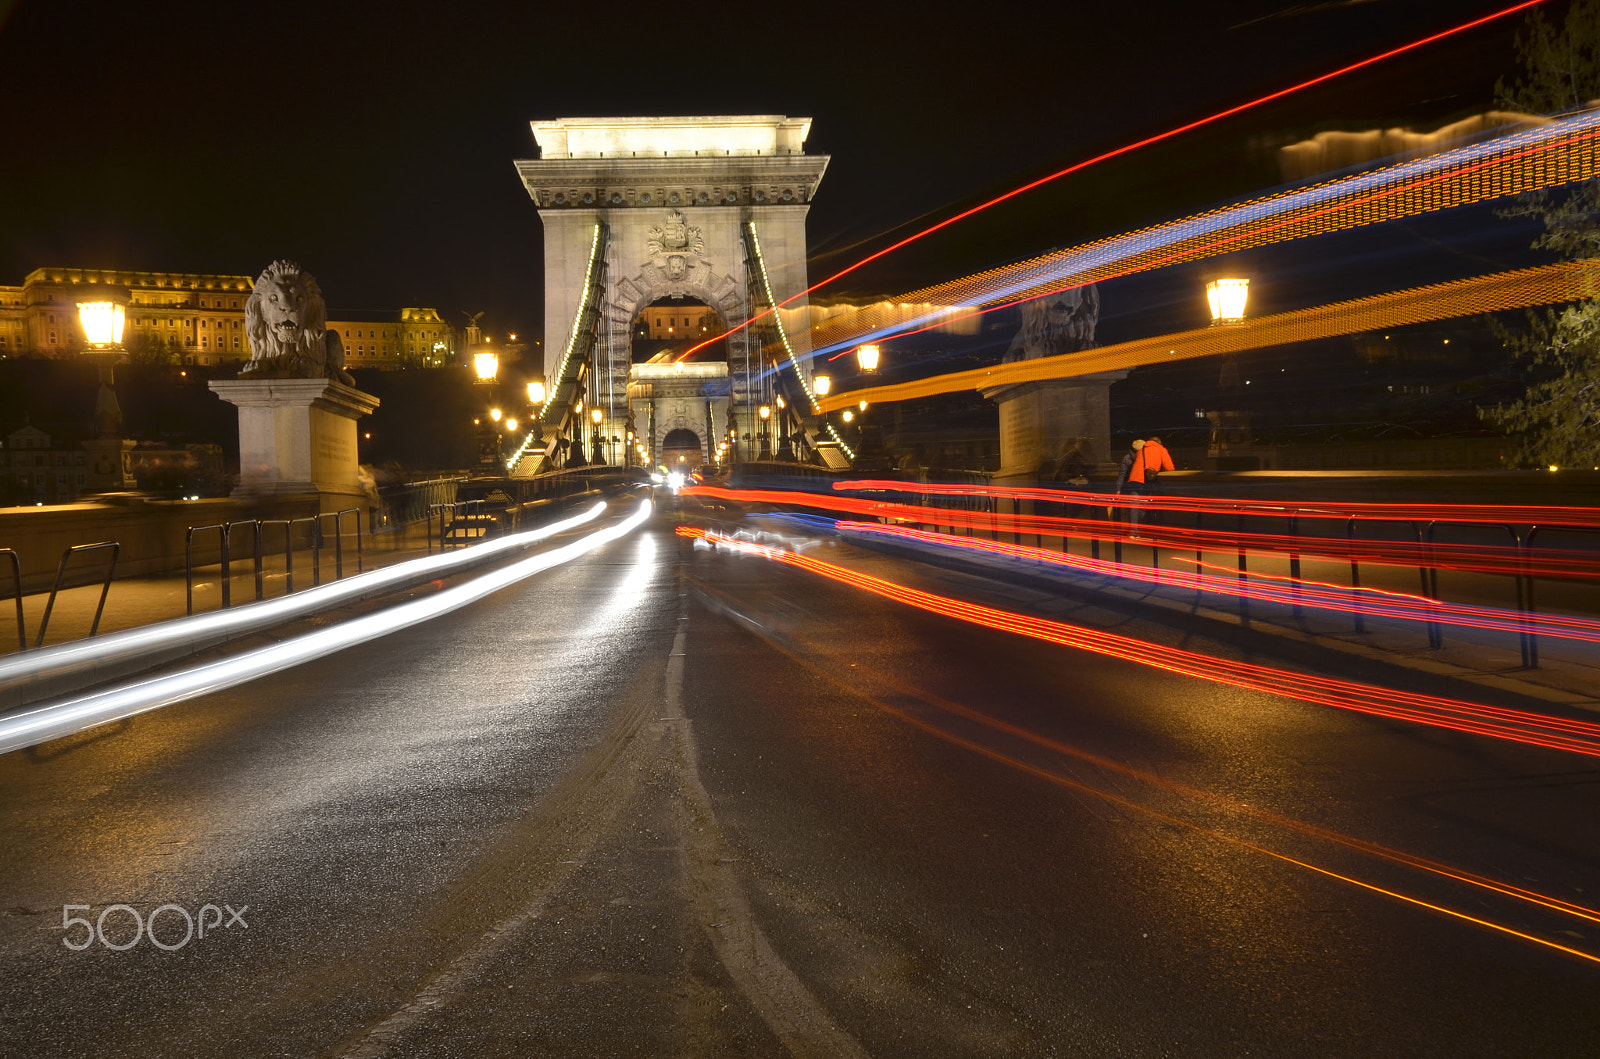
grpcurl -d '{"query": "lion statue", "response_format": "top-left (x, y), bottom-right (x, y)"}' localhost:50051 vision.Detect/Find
top-left (241, 260), bottom-right (353, 384)
top-left (1002, 283), bottom-right (1100, 362)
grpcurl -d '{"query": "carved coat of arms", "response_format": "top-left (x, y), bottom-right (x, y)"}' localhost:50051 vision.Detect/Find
top-left (647, 209), bottom-right (704, 258)
top-left (646, 209), bottom-right (708, 284)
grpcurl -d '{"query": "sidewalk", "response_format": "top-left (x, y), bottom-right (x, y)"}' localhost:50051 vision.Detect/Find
top-left (0, 522), bottom-right (438, 656)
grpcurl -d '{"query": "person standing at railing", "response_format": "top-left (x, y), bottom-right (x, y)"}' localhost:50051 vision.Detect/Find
top-left (1114, 439), bottom-right (1143, 526)
top-left (1124, 435), bottom-right (1173, 534)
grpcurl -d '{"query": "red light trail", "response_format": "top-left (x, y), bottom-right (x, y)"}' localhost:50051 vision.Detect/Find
top-left (836, 479), bottom-right (1600, 529)
top-left (835, 520), bottom-right (1600, 645)
top-left (677, 525), bottom-right (1600, 758)
top-left (682, 524), bottom-right (1600, 965)
top-left (683, 484), bottom-right (1600, 583)
top-left (821, 116), bottom-right (1600, 359)
top-left (674, 0), bottom-right (1548, 362)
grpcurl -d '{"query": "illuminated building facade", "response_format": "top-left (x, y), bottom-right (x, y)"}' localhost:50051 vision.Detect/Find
top-left (636, 303), bottom-right (717, 341)
top-left (0, 267), bottom-right (457, 368)
top-left (517, 115), bottom-right (837, 467)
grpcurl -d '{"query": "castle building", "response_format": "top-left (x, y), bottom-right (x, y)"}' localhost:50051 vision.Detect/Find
top-left (636, 303), bottom-right (718, 341)
top-left (0, 267), bottom-right (457, 369)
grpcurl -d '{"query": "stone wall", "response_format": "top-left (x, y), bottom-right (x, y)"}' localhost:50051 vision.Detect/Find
top-left (0, 494), bottom-right (318, 593)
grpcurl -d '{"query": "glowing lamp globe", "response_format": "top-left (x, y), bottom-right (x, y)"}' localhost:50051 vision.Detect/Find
top-left (856, 344), bottom-right (881, 372)
top-left (813, 374), bottom-right (832, 396)
top-left (78, 301), bottom-right (126, 349)
top-left (474, 351), bottom-right (499, 381)
top-left (758, 404), bottom-right (771, 420)
top-left (1206, 278), bottom-right (1250, 323)
top-left (591, 408), bottom-right (604, 425)
top-left (526, 380), bottom-right (546, 404)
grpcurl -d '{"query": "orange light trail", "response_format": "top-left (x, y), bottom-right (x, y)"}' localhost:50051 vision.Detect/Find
top-left (835, 520), bottom-right (1600, 645)
top-left (677, 525), bottom-right (1600, 757)
top-left (684, 543), bottom-right (1600, 966)
top-left (837, 479), bottom-right (1600, 530)
top-left (673, 0), bottom-right (1548, 362)
top-left (887, 675), bottom-right (1600, 932)
top-left (817, 119), bottom-right (1600, 365)
top-left (685, 484), bottom-right (1600, 582)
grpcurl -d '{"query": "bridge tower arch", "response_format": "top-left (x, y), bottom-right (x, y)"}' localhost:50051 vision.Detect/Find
top-left (516, 116), bottom-right (829, 469)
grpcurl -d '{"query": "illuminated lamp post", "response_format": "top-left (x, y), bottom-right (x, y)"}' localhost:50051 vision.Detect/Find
top-left (775, 394), bottom-right (795, 461)
top-left (758, 404), bottom-right (772, 460)
top-left (856, 343), bottom-right (881, 372)
top-left (1205, 278), bottom-right (1250, 324)
top-left (813, 373), bottom-right (832, 396)
top-left (1205, 277), bottom-right (1255, 470)
top-left (590, 407), bottom-right (606, 465)
top-left (473, 350), bottom-right (499, 383)
top-left (77, 285), bottom-right (138, 491)
top-left (519, 379), bottom-right (546, 453)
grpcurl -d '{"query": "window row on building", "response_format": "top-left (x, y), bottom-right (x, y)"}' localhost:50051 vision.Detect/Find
top-left (0, 267), bottom-right (459, 369)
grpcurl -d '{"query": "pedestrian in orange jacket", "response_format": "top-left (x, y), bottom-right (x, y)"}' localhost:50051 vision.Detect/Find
top-left (1124, 436), bottom-right (1173, 531)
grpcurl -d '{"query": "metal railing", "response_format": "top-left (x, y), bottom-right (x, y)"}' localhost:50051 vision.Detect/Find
top-left (426, 468), bottom-right (649, 552)
top-left (429, 501), bottom-right (491, 552)
top-left (185, 509), bottom-right (364, 614)
top-left (743, 471), bottom-right (1600, 672)
top-left (2, 548), bottom-right (24, 653)
top-left (373, 476), bottom-right (466, 533)
top-left (34, 541), bottom-right (120, 649)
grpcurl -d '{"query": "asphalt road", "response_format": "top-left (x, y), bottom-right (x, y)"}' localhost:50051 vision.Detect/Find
top-left (0, 500), bottom-right (1596, 1057)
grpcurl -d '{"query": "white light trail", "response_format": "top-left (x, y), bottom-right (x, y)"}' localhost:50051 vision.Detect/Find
top-left (0, 502), bottom-right (612, 698)
top-left (0, 500), bottom-right (653, 755)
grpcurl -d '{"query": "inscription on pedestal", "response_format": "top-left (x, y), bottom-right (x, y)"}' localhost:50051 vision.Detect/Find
top-left (210, 378), bottom-right (377, 505)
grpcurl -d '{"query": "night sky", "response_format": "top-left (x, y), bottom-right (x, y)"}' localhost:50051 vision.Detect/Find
top-left (0, 0), bottom-right (1537, 344)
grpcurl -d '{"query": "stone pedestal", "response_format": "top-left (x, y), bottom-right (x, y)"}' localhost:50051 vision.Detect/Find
top-left (1205, 409), bottom-right (1259, 471)
top-left (83, 437), bottom-right (137, 492)
top-left (209, 378), bottom-right (379, 512)
top-left (983, 370), bottom-right (1127, 480)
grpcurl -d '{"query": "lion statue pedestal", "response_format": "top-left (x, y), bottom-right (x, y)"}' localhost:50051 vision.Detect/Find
top-left (209, 378), bottom-right (378, 511)
top-left (983, 373), bottom-right (1127, 481)
top-left (983, 285), bottom-right (1124, 481)
top-left (209, 260), bottom-right (379, 511)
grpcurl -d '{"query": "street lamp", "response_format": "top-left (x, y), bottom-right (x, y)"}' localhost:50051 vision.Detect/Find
top-left (78, 297), bottom-right (126, 350)
top-left (1206, 278), bottom-right (1250, 324)
top-left (75, 286), bottom-right (138, 491)
top-left (526, 380), bottom-right (546, 405)
top-left (813, 373), bottom-right (832, 396)
top-left (474, 350), bottom-right (499, 382)
top-left (590, 407), bottom-right (606, 465)
top-left (758, 404), bottom-right (772, 460)
top-left (856, 343), bottom-right (881, 372)
top-left (489, 407), bottom-right (502, 422)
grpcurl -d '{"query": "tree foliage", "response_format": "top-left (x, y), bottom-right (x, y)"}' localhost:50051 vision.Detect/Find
top-left (1495, 0), bottom-right (1600, 113)
top-left (1484, 304), bottom-right (1600, 467)
top-left (1481, 0), bottom-right (1600, 466)
top-left (125, 332), bottom-right (180, 365)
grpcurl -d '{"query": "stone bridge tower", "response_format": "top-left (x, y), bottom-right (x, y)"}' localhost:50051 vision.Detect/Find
top-left (515, 116), bottom-right (828, 467)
